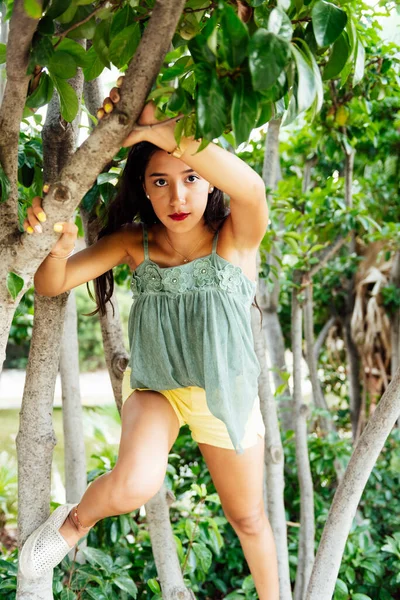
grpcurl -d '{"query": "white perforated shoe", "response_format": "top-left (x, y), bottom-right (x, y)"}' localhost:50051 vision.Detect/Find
top-left (19, 503), bottom-right (78, 580)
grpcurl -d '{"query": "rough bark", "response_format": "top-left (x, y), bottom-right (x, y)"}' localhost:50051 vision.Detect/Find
top-left (313, 316), bottom-right (335, 364)
top-left (59, 289), bottom-right (87, 563)
top-left (251, 306), bottom-right (293, 600)
top-left (15, 292), bottom-right (69, 599)
top-left (342, 149), bottom-right (362, 441)
top-left (0, 0), bottom-right (186, 374)
top-left (389, 252), bottom-right (400, 427)
top-left (292, 272), bottom-right (315, 600)
top-left (146, 488), bottom-right (196, 600)
top-left (0, 0), bottom-right (43, 237)
top-left (16, 51), bottom-right (85, 598)
top-left (259, 118), bottom-right (294, 432)
top-left (306, 364), bottom-right (400, 600)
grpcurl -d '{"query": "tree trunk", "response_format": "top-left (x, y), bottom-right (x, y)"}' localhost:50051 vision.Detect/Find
top-left (306, 365), bottom-right (400, 600)
top-left (251, 307), bottom-right (293, 600)
top-left (260, 118), bottom-right (294, 432)
top-left (343, 149), bottom-right (362, 442)
top-left (16, 56), bottom-right (84, 598)
top-left (292, 272), bottom-right (315, 600)
top-left (389, 251), bottom-right (400, 426)
top-left (59, 289), bottom-right (87, 563)
top-left (146, 488), bottom-right (196, 600)
top-left (0, 4), bottom-right (8, 104)
top-left (16, 293), bottom-right (69, 600)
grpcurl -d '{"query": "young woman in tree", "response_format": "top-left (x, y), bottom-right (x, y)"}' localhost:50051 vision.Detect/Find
top-left (19, 93), bottom-right (279, 599)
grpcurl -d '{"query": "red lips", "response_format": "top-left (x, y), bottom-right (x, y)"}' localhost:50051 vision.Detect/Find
top-left (169, 213), bottom-right (190, 221)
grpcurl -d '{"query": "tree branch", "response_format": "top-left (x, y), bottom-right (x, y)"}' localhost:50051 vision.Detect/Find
top-left (12, 0), bottom-right (187, 278)
top-left (308, 235), bottom-right (349, 279)
top-left (0, 0), bottom-right (43, 236)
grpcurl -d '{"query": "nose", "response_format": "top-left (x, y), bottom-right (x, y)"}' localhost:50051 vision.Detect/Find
top-left (169, 180), bottom-right (187, 210)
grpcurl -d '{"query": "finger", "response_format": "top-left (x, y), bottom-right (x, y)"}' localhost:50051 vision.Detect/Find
top-left (116, 75), bottom-right (124, 88)
top-left (23, 219), bottom-right (34, 235)
top-left (53, 222), bottom-right (79, 236)
top-left (102, 96), bottom-right (114, 114)
top-left (97, 107), bottom-right (105, 120)
top-left (109, 87), bottom-right (120, 103)
top-left (26, 206), bottom-right (43, 233)
top-left (31, 195), bottom-right (46, 223)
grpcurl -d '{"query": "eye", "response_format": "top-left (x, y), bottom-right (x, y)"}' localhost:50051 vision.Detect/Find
top-left (154, 178), bottom-right (167, 187)
top-left (187, 175), bottom-right (199, 183)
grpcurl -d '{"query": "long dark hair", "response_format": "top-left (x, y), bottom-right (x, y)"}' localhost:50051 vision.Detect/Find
top-left (84, 141), bottom-right (262, 325)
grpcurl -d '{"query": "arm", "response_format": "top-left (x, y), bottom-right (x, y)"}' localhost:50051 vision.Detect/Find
top-left (126, 104), bottom-right (269, 249)
top-left (34, 229), bottom-right (130, 297)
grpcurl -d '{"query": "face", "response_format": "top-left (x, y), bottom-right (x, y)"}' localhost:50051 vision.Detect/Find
top-left (143, 150), bottom-right (211, 231)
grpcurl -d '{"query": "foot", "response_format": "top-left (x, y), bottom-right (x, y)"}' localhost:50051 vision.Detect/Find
top-left (59, 508), bottom-right (91, 548)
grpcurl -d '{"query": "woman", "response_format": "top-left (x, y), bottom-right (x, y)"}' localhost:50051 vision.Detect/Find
top-left (19, 99), bottom-right (279, 599)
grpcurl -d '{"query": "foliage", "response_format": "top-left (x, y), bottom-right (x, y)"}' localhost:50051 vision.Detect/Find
top-left (1, 423), bottom-right (400, 598)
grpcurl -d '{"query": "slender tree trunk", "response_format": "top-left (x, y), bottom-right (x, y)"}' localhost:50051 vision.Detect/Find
top-left (342, 149), bottom-right (362, 442)
top-left (389, 252), bottom-right (400, 426)
top-left (16, 293), bottom-right (69, 600)
top-left (59, 289), bottom-right (87, 563)
top-left (260, 118), bottom-right (294, 432)
top-left (16, 57), bottom-right (84, 598)
top-left (251, 307), bottom-right (293, 600)
top-left (313, 317), bottom-right (335, 364)
top-left (0, 4), bottom-right (8, 104)
top-left (292, 271), bottom-right (315, 600)
top-left (146, 488), bottom-right (196, 600)
top-left (306, 365), bottom-right (400, 600)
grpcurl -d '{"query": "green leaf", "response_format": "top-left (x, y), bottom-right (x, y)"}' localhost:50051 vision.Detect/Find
top-left (45, 0), bottom-right (72, 20)
top-left (50, 75), bottom-right (79, 122)
top-left (60, 589), bottom-right (77, 600)
top-left (312, 1), bottom-right (347, 47)
top-left (113, 575), bottom-right (138, 598)
top-left (147, 578), bottom-right (161, 594)
top-left (352, 595), bottom-right (372, 600)
top-left (333, 578), bottom-right (348, 599)
top-left (161, 56), bottom-right (192, 82)
top-left (80, 547), bottom-right (113, 573)
top-left (353, 36), bottom-right (365, 86)
top-left (231, 74), bottom-right (258, 146)
top-left (278, 0), bottom-right (290, 9)
top-left (268, 7), bottom-right (292, 41)
top-left (37, 16), bottom-right (55, 35)
top-left (26, 73), bottom-right (54, 109)
top-left (83, 45), bottom-right (104, 81)
top-left (249, 30), bottom-right (291, 91)
top-left (0, 43), bottom-right (6, 64)
top-left (218, 4), bottom-right (249, 68)
top-left (7, 273), bottom-right (24, 300)
top-left (93, 19), bottom-right (111, 68)
top-left (23, 0), bottom-right (42, 18)
top-left (48, 50), bottom-right (78, 79)
top-left (290, 44), bottom-right (316, 113)
top-left (255, 101), bottom-right (272, 127)
top-left (30, 35), bottom-right (54, 66)
top-left (196, 71), bottom-right (227, 140)
top-left (81, 183), bottom-right (100, 212)
top-left (0, 162), bottom-right (11, 203)
top-left (110, 4), bottom-right (134, 38)
top-left (109, 23), bottom-right (141, 68)
top-left (56, 38), bottom-right (90, 68)
top-left (322, 32), bottom-right (350, 80)
top-left (192, 542), bottom-right (212, 572)
top-left (66, 6), bottom-right (96, 39)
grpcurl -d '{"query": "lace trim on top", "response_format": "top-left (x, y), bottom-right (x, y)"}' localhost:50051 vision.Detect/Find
top-left (130, 224), bottom-right (256, 299)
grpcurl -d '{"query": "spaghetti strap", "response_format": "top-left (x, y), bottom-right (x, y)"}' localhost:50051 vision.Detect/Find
top-left (141, 222), bottom-right (149, 260)
top-left (211, 230), bottom-right (219, 254)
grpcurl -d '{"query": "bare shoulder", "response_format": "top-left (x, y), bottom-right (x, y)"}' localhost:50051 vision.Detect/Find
top-left (118, 222), bottom-right (143, 269)
top-left (215, 215), bottom-right (259, 283)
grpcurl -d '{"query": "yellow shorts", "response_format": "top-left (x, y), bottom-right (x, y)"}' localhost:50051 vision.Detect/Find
top-left (122, 368), bottom-right (265, 450)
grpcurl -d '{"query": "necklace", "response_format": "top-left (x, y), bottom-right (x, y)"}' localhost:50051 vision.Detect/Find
top-left (163, 230), bottom-right (208, 264)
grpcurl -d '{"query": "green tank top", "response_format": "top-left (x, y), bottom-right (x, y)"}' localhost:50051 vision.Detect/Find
top-left (127, 222), bottom-right (261, 454)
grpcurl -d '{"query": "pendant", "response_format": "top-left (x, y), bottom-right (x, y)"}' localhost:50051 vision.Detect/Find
top-left (183, 258), bottom-right (188, 263)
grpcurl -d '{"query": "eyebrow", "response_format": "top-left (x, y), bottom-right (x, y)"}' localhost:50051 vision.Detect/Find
top-left (148, 168), bottom-right (196, 177)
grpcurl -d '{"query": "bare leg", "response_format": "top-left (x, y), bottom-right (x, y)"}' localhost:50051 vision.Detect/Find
top-left (198, 437), bottom-right (279, 600)
top-left (59, 390), bottom-right (180, 547)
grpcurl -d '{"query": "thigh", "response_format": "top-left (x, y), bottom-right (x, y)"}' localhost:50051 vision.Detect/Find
top-left (114, 388), bottom-right (180, 483)
top-left (198, 437), bottom-right (265, 522)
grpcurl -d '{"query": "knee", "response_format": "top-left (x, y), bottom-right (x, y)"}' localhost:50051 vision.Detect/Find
top-left (108, 467), bottom-right (165, 513)
top-left (226, 505), bottom-right (267, 537)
